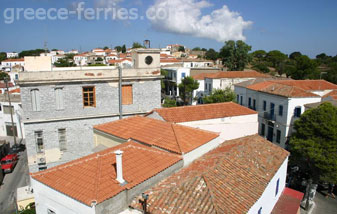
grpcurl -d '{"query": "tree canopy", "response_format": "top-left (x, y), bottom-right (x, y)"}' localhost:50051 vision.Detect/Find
top-left (290, 102), bottom-right (337, 183)
top-left (19, 49), bottom-right (45, 58)
top-left (54, 58), bottom-right (76, 67)
top-left (203, 88), bottom-right (236, 104)
top-left (0, 72), bottom-right (9, 80)
top-left (178, 46), bottom-right (185, 52)
top-left (121, 45), bottom-right (127, 53)
top-left (205, 48), bottom-right (218, 61)
top-left (0, 52), bottom-right (7, 62)
top-left (178, 76), bottom-right (199, 105)
top-left (163, 98), bottom-right (177, 108)
top-left (115, 46), bottom-right (122, 52)
top-left (132, 42), bottom-right (145, 49)
top-left (219, 40), bottom-right (252, 71)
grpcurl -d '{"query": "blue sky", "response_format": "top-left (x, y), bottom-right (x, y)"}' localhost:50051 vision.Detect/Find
top-left (0, 0), bottom-right (336, 58)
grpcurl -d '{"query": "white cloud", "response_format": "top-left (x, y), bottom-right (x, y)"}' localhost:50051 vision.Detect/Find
top-left (148, 0), bottom-right (252, 42)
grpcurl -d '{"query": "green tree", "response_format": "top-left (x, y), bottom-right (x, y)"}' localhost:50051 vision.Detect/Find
top-left (251, 50), bottom-right (267, 61)
top-left (292, 55), bottom-right (319, 79)
top-left (18, 202), bottom-right (36, 214)
top-left (290, 103), bottom-right (337, 183)
top-left (115, 46), bottom-right (122, 52)
top-left (103, 46), bottom-right (109, 50)
top-left (203, 88), bottom-right (236, 104)
top-left (178, 76), bottom-right (199, 105)
top-left (201, 48), bottom-right (207, 51)
top-left (121, 45), bottom-right (127, 53)
top-left (132, 42), bottom-right (144, 49)
top-left (192, 47), bottom-right (201, 51)
top-left (266, 50), bottom-right (288, 68)
top-left (0, 52), bottom-right (7, 62)
top-left (219, 40), bottom-right (252, 71)
top-left (205, 48), bottom-right (218, 61)
top-left (0, 72), bottom-right (9, 80)
top-left (163, 98), bottom-right (177, 108)
top-left (252, 63), bottom-right (270, 73)
top-left (54, 58), bottom-right (76, 67)
top-left (289, 51), bottom-right (302, 60)
top-left (19, 49), bottom-right (45, 58)
top-left (178, 46), bottom-right (185, 52)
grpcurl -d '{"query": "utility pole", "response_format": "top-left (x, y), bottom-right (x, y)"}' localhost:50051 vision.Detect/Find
top-left (4, 77), bottom-right (17, 145)
top-left (118, 52), bottom-right (123, 120)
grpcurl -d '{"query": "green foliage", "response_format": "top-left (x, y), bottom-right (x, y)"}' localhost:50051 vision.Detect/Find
top-left (201, 48), bottom-right (207, 51)
top-left (115, 46), bottom-right (122, 52)
top-left (205, 48), bottom-right (218, 61)
top-left (192, 47), bottom-right (201, 51)
top-left (163, 98), bottom-right (177, 108)
top-left (96, 57), bottom-right (104, 62)
top-left (121, 45), bottom-right (127, 53)
top-left (266, 50), bottom-right (288, 67)
top-left (178, 76), bottom-right (199, 105)
top-left (19, 49), bottom-right (45, 58)
top-left (291, 55), bottom-right (319, 79)
top-left (0, 52), bottom-right (7, 62)
top-left (252, 63), bottom-right (270, 73)
top-left (88, 63), bottom-right (106, 66)
top-left (178, 46), bottom-right (185, 52)
top-left (0, 72), bottom-right (9, 80)
top-left (65, 54), bottom-right (75, 60)
top-left (132, 42), bottom-right (145, 49)
top-left (203, 88), bottom-right (236, 104)
top-left (54, 58), bottom-right (76, 67)
top-left (103, 46), bottom-right (109, 50)
top-left (219, 40), bottom-right (252, 71)
top-left (289, 51), bottom-right (302, 60)
top-left (290, 103), bottom-right (337, 183)
top-left (251, 50), bottom-right (267, 60)
top-left (19, 202), bottom-right (36, 214)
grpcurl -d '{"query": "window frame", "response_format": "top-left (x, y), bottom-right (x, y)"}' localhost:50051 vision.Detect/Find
top-left (31, 89), bottom-right (41, 112)
top-left (82, 86), bottom-right (96, 108)
top-left (263, 100), bottom-right (267, 111)
top-left (3, 105), bottom-right (14, 115)
top-left (276, 130), bottom-right (281, 144)
top-left (58, 128), bottom-right (67, 151)
top-left (122, 84), bottom-right (133, 105)
top-left (279, 105), bottom-right (283, 116)
top-left (35, 131), bottom-right (44, 153)
top-left (55, 88), bottom-right (65, 110)
top-left (261, 123), bottom-right (265, 136)
top-left (275, 178), bottom-right (280, 196)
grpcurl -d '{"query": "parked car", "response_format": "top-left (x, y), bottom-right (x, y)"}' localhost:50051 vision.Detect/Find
top-left (1, 153), bottom-right (18, 173)
top-left (11, 144), bottom-right (26, 153)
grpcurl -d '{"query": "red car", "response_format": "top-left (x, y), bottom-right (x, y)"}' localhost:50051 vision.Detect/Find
top-left (1, 153), bottom-right (18, 173)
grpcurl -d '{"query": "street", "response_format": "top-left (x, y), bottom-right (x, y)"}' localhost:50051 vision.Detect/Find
top-left (0, 150), bottom-right (30, 214)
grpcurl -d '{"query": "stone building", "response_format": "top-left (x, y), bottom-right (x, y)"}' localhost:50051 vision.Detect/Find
top-left (18, 49), bottom-right (162, 172)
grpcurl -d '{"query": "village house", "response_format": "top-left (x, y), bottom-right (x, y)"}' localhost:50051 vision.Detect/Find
top-left (6, 52), bottom-right (19, 58)
top-left (146, 102), bottom-right (258, 140)
top-left (18, 49), bottom-right (162, 172)
top-left (235, 79), bottom-right (337, 148)
top-left (1, 58), bottom-right (25, 72)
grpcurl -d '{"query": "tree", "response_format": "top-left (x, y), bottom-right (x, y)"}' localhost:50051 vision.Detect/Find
top-left (266, 50), bottom-right (288, 68)
top-left (289, 51), bottom-right (302, 60)
top-left (163, 98), bottom-right (177, 108)
top-left (0, 72), bottom-right (9, 80)
top-left (54, 58), bottom-right (75, 67)
top-left (251, 50), bottom-right (267, 60)
top-left (290, 102), bottom-right (337, 183)
top-left (121, 45), bottom-right (127, 53)
top-left (201, 48), bottom-right (207, 51)
top-left (103, 46), bottom-right (109, 50)
top-left (205, 49), bottom-right (218, 61)
top-left (203, 88), bottom-right (236, 104)
top-left (18, 202), bottom-right (36, 214)
top-left (19, 49), bottom-right (45, 58)
top-left (132, 42), bottom-right (144, 49)
top-left (178, 76), bottom-right (199, 105)
top-left (192, 47), bottom-right (201, 51)
top-left (292, 55), bottom-right (319, 80)
top-left (178, 46), bottom-right (185, 52)
top-left (115, 46), bottom-right (122, 52)
top-left (0, 52), bottom-right (7, 62)
top-left (252, 63), bottom-right (270, 73)
top-left (219, 40), bottom-right (252, 71)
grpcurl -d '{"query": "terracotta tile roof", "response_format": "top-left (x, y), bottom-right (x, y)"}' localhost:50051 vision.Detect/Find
top-left (0, 82), bottom-right (15, 88)
top-left (271, 188), bottom-right (304, 214)
top-left (272, 80), bottom-right (337, 91)
top-left (31, 141), bottom-right (182, 206)
top-left (2, 58), bottom-right (24, 62)
top-left (130, 135), bottom-right (289, 214)
top-left (148, 102), bottom-right (257, 123)
top-left (108, 58), bottom-right (132, 64)
top-left (193, 71), bottom-right (269, 80)
top-left (247, 82), bottom-right (320, 98)
top-left (160, 58), bottom-right (181, 63)
top-left (323, 90), bottom-right (337, 99)
top-left (94, 116), bottom-right (219, 154)
top-left (9, 88), bottom-right (20, 94)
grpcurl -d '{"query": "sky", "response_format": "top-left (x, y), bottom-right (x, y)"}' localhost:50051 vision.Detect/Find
top-left (0, 0), bottom-right (337, 58)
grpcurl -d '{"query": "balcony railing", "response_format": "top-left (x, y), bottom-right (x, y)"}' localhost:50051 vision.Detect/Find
top-left (264, 112), bottom-right (276, 121)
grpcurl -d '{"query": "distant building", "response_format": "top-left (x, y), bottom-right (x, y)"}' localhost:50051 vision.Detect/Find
top-left (6, 52), bottom-right (19, 58)
top-left (1, 58), bottom-right (25, 72)
top-left (18, 49), bottom-right (162, 172)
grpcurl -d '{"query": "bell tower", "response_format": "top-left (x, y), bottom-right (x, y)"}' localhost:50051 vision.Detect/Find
top-left (132, 49), bottom-right (160, 69)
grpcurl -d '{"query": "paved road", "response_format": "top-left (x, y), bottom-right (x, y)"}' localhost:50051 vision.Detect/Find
top-left (0, 150), bottom-right (30, 214)
top-left (311, 191), bottom-right (337, 214)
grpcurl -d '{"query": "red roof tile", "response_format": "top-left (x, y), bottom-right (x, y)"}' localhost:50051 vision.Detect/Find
top-left (193, 71), bottom-right (269, 80)
top-left (160, 58), bottom-right (181, 63)
top-left (148, 102), bottom-right (257, 123)
top-left (9, 88), bottom-right (20, 94)
top-left (94, 116), bottom-right (219, 154)
top-left (31, 141), bottom-right (182, 206)
top-left (2, 58), bottom-right (24, 62)
top-left (271, 188), bottom-right (304, 214)
top-left (272, 80), bottom-right (337, 91)
top-left (130, 135), bottom-right (289, 214)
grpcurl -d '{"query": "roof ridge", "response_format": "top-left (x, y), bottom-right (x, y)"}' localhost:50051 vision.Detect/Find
top-left (94, 154), bottom-right (103, 203)
top-left (154, 102), bottom-right (235, 112)
top-left (201, 174), bottom-right (220, 214)
top-left (171, 124), bottom-right (183, 154)
top-left (172, 123), bottom-right (219, 137)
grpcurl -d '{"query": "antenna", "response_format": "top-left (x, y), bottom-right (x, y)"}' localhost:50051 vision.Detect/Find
top-left (44, 41), bottom-right (48, 56)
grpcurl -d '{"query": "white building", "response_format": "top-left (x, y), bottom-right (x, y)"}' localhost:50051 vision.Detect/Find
top-left (234, 79), bottom-right (337, 148)
top-left (0, 94), bottom-right (25, 139)
top-left (107, 58), bottom-right (133, 68)
top-left (6, 52), bottom-right (19, 58)
top-left (1, 58), bottom-right (25, 72)
top-left (182, 59), bottom-right (214, 68)
top-left (92, 48), bottom-right (106, 56)
top-left (162, 66), bottom-right (190, 96)
top-left (66, 50), bottom-right (79, 55)
top-left (146, 102), bottom-right (258, 140)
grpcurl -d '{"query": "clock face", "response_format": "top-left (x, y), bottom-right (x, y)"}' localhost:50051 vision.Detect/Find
top-left (145, 56), bottom-right (153, 65)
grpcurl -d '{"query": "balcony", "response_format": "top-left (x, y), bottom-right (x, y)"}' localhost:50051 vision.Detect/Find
top-left (264, 112), bottom-right (276, 121)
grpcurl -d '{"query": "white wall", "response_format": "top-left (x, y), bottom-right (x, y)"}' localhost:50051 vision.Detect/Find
top-left (0, 101), bottom-right (25, 138)
top-left (179, 114), bottom-right (258, 141)
top-left (32, 179), bottom-right (95, 214)
top-left (248, 157), bottom-right (288, 214)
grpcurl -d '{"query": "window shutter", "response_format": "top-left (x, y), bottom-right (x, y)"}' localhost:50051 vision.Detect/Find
top-left (35, 90), bottom-right (41, 111)
top-left (122, 85), bottom-right (133, 105)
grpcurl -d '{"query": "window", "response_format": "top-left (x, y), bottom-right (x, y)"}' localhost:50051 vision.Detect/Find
top-left (276, 130), bottom-right (281, 144)
top-left (3, 105), bottom-right (14, 114)
top-left (47, 209), bottom-right (56, 214)
top-left (263, 101), bottom-right (266, 111)
top-left (55, 88), bottom-right (64, 110)
top-left (279, 105), bottom-right (283, 116)
top-left (276, 179), bottom-right (280, 196)
top-left (294, 107), bottom-right (301, 117)
top-left (31, 89), bottom-right (41, 111)
top-left (35, 131), bottom-right (44, 153)
top-left (15, 74), bottom-right (19, 80)
top-left (253, 99), bottom-right (256, 110)
top-left (0, 104), bottom-right (2, 111)
top-left (248, 97), bottom-right (252, 107)
top-left (261, 123), bottom-right (265, 136)
top-left (240, 96), bottom-right (243, 105)
top-left (122, 85), bottom-right (133, 105)
top-left (58, 129), bottom-right (67, 151)
top-left (258, 207), bottom-right (262, 214)
top-left (205, 83), bottom-right (207, 90)
top-left (82, 86), bottom-right (96, 107)
top-left (237, 95), bottom-right (239, 103)
top-left (181, 72), bottom-right (186, 78)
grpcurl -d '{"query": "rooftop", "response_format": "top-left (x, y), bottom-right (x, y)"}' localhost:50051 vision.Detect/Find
top-left (2, 58), bottom-right (24, 62)
top-left (271, 188), bottom-right (304, 214)
top-left (304, 100), bottom-right (337, 109)
top-left (193, 70), bottom-right (269, 80)
top-left (94, 116), bottom-right (219, 154)
top-left (148, 102), bottom-right (257, 123)
top-left (272, 80), bottom-right (337, 91)
top-left (31, 141), bottom-right (182, 206)
top-left (130, 135), bottom-right (289, 214)
top-left (0, 94), bottom-right (21, 102)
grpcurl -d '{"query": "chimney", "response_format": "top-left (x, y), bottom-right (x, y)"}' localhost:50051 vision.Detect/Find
top-left (114, 150), bottom-right (125, 184)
